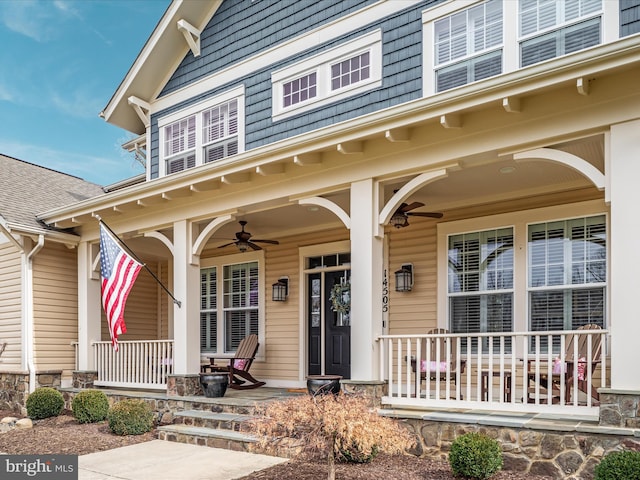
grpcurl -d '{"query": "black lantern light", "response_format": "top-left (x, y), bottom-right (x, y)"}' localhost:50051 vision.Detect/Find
top-left (272, 277), bottom-right (289, 302)
top-left (395, 264), bottom-right (413, 292)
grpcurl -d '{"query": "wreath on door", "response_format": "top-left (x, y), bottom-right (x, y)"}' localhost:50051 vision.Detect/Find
top-left (329, 281), bottom-right (351, 315)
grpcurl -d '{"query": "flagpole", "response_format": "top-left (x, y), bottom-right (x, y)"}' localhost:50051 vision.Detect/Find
top-left (96, 216), bottom-right (182, 308)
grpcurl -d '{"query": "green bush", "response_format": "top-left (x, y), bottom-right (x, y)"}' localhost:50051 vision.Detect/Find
top-left (338, 442), bottom-right (379, 463)
top-left (26, 387), bottom-right (64, 420)
top-left (107, 399), bottom-right (154, 435)
top-left (595, 450), bottom-right (640, 480)
top-left (72, 389), bottom-right (109, 424)
top-left (449, 432), bottom-right (503, 480)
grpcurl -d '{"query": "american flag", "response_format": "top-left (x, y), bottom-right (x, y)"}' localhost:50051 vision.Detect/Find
top-left (99, 223), bottom-right (142, 351)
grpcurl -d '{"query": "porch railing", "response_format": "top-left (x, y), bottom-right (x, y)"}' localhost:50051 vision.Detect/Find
top-left (92, 340), bottom-right (174, 390)
top-left (378, 329), bottom-right (608, 416)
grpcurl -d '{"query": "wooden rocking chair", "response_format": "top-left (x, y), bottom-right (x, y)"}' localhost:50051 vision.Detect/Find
top-left (203, 334), bottom-right (266, 390)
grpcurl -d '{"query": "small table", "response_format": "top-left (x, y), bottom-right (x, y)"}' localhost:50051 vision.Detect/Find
top-left (481, 371), bottom-right (512, 402)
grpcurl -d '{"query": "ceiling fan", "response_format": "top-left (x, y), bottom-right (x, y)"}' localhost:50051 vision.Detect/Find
top-left (390, 201), bottom-right (443, 228)
top-left (217, 221), bottom-right (279, 252)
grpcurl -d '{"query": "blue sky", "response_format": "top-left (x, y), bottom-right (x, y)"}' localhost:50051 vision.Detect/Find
top-left (0, 0), bottom-right (169, 186)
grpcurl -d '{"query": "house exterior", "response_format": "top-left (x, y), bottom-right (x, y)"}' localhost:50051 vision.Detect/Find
top-left (0, 154), bottom-right (104, 404)
top-left (20, 0), bottom-right (640, 431)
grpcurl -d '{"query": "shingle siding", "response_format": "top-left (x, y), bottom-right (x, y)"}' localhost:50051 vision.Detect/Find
top-left (621, 0), bottom-right (640, 36)
top-left (150, 0), bottom-right (433, 179)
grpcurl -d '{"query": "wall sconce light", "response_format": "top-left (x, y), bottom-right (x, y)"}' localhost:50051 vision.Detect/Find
top-left (272, 276), bottom-right (289, 302)
top-left (395, 264), bottom-right (413, 292)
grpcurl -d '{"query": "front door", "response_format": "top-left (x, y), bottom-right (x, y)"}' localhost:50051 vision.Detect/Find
top-left (308, 269), bottom-right (351, 378)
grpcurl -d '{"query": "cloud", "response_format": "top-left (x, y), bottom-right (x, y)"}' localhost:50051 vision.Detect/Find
top-left (50, 89), bottom-right (104, 119)
top-left (0, 84), bottom-right (12, 102)
top-left (0, 1), bottom-right (61, 42)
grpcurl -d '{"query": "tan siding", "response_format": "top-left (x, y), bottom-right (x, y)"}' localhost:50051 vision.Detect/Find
top-left (229, 227), bottom-right (348, 382)
top-left (101, 262), bottom-right (162, 341)
top-left (0, 242), bottom-right (22, 369)
top-left (32, 243), bottom-right (77, 374)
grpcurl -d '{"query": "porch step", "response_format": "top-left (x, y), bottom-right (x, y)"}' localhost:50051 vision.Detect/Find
top-left (173, 410), bottom-right (256, 431)
top-left (157, 424), bottom-right (258, 451)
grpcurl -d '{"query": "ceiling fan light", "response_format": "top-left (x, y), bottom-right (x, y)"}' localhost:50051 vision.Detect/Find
top-left (237, 240), bottom-right (249, 252)
top-left (390, 212), bottom-right (408, 228)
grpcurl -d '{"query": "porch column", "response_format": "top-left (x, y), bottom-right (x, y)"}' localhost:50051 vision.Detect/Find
top-left (172, 220), bottom-right (201, 374)
top-left (349, 179), bottom-right (384, 380)
top-left (609, 118), bottom-right (640, 390)
top-left (77, 240), bottom-right (101, 370)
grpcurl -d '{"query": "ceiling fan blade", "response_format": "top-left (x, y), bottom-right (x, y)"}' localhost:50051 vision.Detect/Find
top-left (251, 239), bottom-right (279, 245)
top-left (248, 242), bottom-right (263, 251)
top-left (400, 201), bottom-right (425, 212)
top-left (217, 242), bottom-right (236, 249)
top-left (407, 212), bottom-right (443, 218)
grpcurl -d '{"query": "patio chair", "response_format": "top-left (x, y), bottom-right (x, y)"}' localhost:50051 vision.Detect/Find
top-left (410, 328), bottom-right (466, 399)
top-left (526, 324), bottom-right (603, 404)
top-left (202, 334), bottom-right (266, 390)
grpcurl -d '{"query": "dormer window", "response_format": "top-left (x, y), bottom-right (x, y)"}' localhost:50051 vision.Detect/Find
top-left (272, 30), bottom-right (382, 121)
top-left (158, 86), bottom-right (244, 177)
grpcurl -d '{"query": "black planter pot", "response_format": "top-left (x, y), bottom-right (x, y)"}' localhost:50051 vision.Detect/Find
top-left (306, 375), bottom-right (342, 396)
top-left (200, 373), bottom-right (229, 398)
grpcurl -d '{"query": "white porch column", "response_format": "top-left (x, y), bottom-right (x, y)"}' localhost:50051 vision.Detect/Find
top-left (172, 220), bottom-right (201, 374)
top-left (349, 179), bottom-right (384, 380)
top-left (77, 240), bottom-right (101, 370)
top-left (609, 118), bottom-right (640, 390)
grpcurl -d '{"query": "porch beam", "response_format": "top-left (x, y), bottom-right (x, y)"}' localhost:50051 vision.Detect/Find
top-left (440, 114), bottom-right (462, 129)
top-left (502, 97), bottom-right (521, 113)
top-left (298, 197), bottom-right (350, 229)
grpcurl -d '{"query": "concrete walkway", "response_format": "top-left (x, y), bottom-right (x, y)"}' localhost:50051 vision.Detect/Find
top-left (79, 440), bottom-right (288, 480)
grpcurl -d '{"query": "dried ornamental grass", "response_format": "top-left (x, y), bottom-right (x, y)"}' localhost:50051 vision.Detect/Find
top-left (249, 393), bottom-right (415, 480)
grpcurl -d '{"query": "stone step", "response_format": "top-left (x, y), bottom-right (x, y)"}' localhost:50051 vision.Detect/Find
top-left (173, 410), bottom-right (256, 431)
top-left (157, 424), bottom-right (258, 452)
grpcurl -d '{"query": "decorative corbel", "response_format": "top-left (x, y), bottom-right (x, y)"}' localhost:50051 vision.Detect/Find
top-left (177, 19), bottom-right (201, 57)
top-left (127, 96), bottom-right (151, 127)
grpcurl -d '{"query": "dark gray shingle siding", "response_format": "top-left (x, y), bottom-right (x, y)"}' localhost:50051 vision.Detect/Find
top-left (150, 1), bottom-right (431, 178)
top-left (621, 0), bottom-right (640, 36)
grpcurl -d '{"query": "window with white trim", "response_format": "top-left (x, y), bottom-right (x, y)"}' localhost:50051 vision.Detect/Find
top-left (158, 87), bottom-right (244, 177)
top-left (528, 215), bottom-right (606, 350)
top-left (519, 0), bottom-right (603, 67)
top-left (447, 227), bottom-right (514, 351)
top-left (423, 0), bottom-right (616, 95)
top-left (200, 258), bottom-right (262, 355)
top-left (271, 30), bottom-right (382, 120)
top-left (433, 0), bottom-right (503, 93)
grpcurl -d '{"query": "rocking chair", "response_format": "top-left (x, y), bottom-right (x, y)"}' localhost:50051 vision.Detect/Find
top-left (202, 334), bottom-right (266, 390)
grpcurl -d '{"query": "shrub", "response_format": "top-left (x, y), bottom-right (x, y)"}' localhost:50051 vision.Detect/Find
top-left (595, 450), bottom-right (640, 480)
top-left (72, 389), bottom-right (109, 424)
top-left (107, 399), bottom-right (154, 435)
top-left (250, 393), bottom-right (415, 480)
top-left (25, 387), bottom-right (64, 420)
top-left (449, 432), bottom-right (503, 480)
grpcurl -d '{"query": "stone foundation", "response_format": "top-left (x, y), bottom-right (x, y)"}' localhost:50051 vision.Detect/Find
top-left (399, 417), bottom-right (640, 480)
top-left (72, 371), bottom-right (97, 389)
top-left (341, 380), bottom-right (387, 407)
top-left (166, 374), bottom-right (202, 397)
top-left (0, 370), bottom-right (62, 414)
top-left (598, 389), bottom-right (640, 428)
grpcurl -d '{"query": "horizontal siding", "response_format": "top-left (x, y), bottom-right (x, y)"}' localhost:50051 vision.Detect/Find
top-left (32, 243), bottom-right (77, 375)
top-left (621, 0), bottom-right (640, 37)
top-left (0, 242), bottom-right (22, 369)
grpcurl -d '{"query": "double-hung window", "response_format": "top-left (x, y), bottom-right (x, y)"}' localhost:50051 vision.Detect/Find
top-left (200, 257), bottom-right (263, 355)
top-left (519, 0), bottom-right (603, 67)
top-left (431, 0), bottom-right (503, 93)
top-left (447, 227), bottom-right (514, 351)
top-left (528, 215), bottom-right (606, 350)
top-left (158, 86), bottom-right (244, 177)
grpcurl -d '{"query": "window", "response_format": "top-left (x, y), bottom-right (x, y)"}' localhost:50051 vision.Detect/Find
top-left (423, 0), bottom-right (617, 95)
top-left (448, 228), bottom-right (514, 351)
top-left (272, 30), bottom-right (382, 120)
top-left (158, 86), bottom-right (244, 177)
top-left (433, 0), bottom-right (503, 92)
top-left (528, 215), bottom-right (606, 345)
top-left (200, 257), bottom-right (263, 355)
top-left (519, 0), bottom-right (603, 67)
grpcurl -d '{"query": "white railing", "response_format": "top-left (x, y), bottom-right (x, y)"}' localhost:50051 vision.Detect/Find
top-left (378, 329), bottom-right (608, 416)
top-left (92, 340), bottom-right (174, 390)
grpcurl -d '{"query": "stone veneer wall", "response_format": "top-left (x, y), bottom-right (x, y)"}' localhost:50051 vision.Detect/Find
top-left (0, 370), bottom-right (62, 414)
top-left (400, 418), bottom-right (640, 480)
